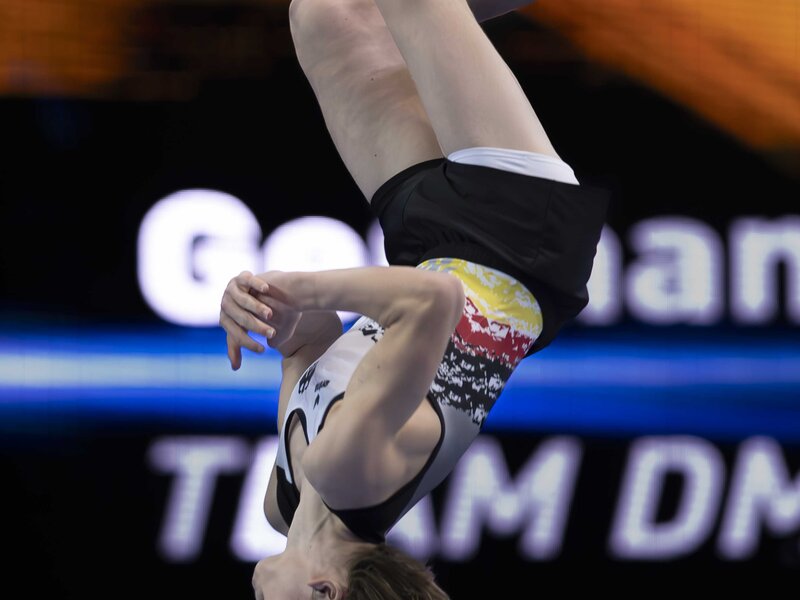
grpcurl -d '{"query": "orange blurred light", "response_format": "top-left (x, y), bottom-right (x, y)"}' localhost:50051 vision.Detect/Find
top-left (521, 0), bottom-right (800, 151)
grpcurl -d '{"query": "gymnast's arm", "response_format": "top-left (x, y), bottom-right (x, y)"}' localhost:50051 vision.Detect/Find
top-left (251, 267), bottom-right (464, 504)
top-left (271, 310), bottom-right (343, 424)
top-left (220, 270), bottom-right (343, 421)
top-left (262, 310), bottom-right (342, 537)
top-left (220, 271), bottom-right (342, 534)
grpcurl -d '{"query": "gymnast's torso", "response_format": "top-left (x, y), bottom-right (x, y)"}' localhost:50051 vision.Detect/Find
top-left (269, 257), bottom-right (543, 543)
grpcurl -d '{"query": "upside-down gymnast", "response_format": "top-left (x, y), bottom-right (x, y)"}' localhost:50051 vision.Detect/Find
top-left (219, 0), bottom-right (608, 597)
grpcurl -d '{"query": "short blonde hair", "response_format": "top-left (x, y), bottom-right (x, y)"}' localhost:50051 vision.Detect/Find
top-left (345, 543), bottom-right (449, 600)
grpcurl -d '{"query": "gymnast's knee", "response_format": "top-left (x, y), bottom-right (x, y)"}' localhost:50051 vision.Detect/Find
top-left (289, 0), bottom-right (373, 44)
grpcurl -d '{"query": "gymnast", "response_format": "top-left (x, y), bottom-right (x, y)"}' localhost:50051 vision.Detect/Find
top-left (219, 0), bottom-right (608, 597)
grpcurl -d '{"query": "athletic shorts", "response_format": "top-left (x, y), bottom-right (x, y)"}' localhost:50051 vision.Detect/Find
top-left (369, 149), bottom-right (610, 356)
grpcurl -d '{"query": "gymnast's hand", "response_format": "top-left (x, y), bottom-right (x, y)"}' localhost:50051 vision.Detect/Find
top-left (219, 270), bottom-right (301, 370)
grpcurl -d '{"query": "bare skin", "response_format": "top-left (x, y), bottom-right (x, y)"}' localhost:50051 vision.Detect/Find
top-left (229, 266), bottom-right (462, 599)
top-left (218, 1), bottom-right (561, 597)
top-left (288, 0), bottom-right (559, 201)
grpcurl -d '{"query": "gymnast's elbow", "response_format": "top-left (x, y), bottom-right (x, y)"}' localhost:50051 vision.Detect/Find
top-left (396, 271), bottom-right (466, 335)
top-left (423, 270), bottom-right (465, 333)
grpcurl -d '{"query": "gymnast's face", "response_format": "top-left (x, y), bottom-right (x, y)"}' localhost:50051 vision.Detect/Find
top-left (252, 553), bottom-right (341, 600)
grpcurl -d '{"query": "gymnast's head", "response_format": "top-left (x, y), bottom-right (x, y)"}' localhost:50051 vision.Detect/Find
top-left (252, 543), bottom-right (449, 599)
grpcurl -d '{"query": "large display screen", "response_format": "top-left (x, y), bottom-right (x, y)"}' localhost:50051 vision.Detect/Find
top-left (1, 2), bottom-right (798, 598)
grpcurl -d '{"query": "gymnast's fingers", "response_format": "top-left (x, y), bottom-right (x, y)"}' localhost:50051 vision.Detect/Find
top-left (227, 332), bottom-right (244, 370)
top-left (221, 292), bottom-right (275, 339)
top-left (231, 283), bottom-right (273, 323)
top-left (235, 270), bottom-right (269, 295)
top-left (221, 312), bottom-right (265, 357)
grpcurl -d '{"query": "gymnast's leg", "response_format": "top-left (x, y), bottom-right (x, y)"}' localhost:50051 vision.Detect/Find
top-left (367, 0), bottom-right (561, 159)
top-left (288, 0), bottom-right (443, 202)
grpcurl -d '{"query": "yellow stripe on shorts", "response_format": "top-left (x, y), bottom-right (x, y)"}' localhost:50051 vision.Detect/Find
top-left (417, 257), bottom-right (542, 347)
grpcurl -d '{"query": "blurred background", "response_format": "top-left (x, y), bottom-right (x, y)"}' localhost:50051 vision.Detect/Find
top-left (1, 0), bottom-right (799, 597)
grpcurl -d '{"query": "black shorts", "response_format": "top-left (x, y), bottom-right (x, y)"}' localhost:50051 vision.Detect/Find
top-left (369, 158), bottom-right (610, 356)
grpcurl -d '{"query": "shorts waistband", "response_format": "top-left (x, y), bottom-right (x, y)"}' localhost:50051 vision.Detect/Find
top-left (369, 158), bottom-right (444, 217)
